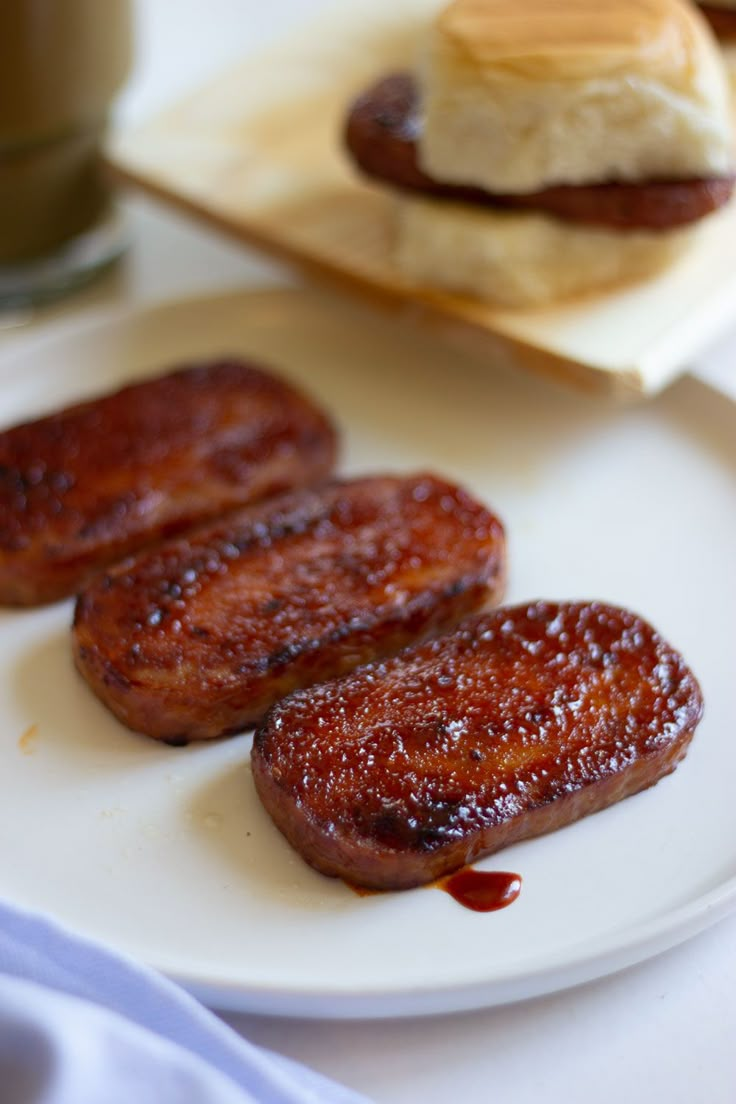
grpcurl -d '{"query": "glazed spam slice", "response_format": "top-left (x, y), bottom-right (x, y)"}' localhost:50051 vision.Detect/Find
top-left (73, 473), bottom-right (506, 742)
top-left (252, 601), bottom-right (703, 889)
top-left (0, 357), bottom-right (337, 604)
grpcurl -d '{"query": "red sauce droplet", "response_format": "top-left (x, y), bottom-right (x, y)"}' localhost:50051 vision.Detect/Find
top-left (441, 869), bottom-right (522, 912)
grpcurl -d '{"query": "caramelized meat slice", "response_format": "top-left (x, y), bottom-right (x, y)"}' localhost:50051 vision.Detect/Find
top-left (73, 474), bottom-right (505, 742)
top-left (0, 358), bottom-right (337, 605)
top-left (253, 602), bottom-right (703, 889)
top-left (699, 5), bottom-right (736, 38)
top-left (345, 74), bottom-right (734, 230)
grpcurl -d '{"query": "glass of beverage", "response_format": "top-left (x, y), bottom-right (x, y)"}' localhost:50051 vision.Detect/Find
top-left (0, 0), bottom-right (132, 308)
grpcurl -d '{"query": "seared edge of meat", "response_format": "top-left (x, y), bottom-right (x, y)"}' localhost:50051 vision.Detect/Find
top-left (699, 5), bottom-right (736, 39)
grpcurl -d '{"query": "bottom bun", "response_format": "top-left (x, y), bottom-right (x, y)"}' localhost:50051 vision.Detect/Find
top-left (395, 197), bottom-right (694, 308)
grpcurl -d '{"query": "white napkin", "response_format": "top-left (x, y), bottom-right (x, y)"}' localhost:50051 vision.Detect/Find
top-left (0, 898), bottom-right (370, 1104)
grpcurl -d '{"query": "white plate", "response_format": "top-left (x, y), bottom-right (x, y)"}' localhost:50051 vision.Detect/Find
top-left (1, 288), bottom-right (734, 1018)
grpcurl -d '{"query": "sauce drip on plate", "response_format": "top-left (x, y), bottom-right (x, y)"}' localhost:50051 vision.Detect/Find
top-left (441, 869), bottom-right (522, 912)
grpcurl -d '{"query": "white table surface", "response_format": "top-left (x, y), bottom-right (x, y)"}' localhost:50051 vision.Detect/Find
top-left (2, 3), bottom-right (735, 1101)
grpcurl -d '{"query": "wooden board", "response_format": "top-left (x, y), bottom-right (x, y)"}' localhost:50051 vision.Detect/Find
top-left (109, 0), bottom-right (736, 397)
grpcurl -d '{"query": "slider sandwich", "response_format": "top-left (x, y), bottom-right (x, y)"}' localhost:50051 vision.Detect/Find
top-left (696, 2), bottom-right (736, 40)
top-left (345, 0), bottom-right (735, 307)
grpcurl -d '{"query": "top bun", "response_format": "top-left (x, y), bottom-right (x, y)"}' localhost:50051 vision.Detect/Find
top-left (419, 0), bottom-right (734, 193)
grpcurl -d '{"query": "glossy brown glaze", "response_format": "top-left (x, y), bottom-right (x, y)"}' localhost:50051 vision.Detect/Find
top-left (440, 869), bottom-right (521, 912)
top-left (345, 74), bottom-right (734, 230)
top-left (0, 358), bottom-right (337, 605)
top-left (699, 5), bottom-right (736, 38)
top-left (73, 474), bottom-right (506, 741)
top-left (253, 602), bottom-right (703, 889)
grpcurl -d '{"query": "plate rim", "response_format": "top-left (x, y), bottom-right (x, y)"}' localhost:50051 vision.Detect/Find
top-left (165, 871), bottom-right (736, 1017)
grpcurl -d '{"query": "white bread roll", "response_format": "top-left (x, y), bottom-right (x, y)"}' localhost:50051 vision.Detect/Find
top-left (395, 196), bottom-right (694, 307)
top-left (420, 0), bottom-right (734, 193)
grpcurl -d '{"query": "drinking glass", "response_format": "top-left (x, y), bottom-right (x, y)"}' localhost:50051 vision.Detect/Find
top-left (0, 0), bottom-right (132, 308)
